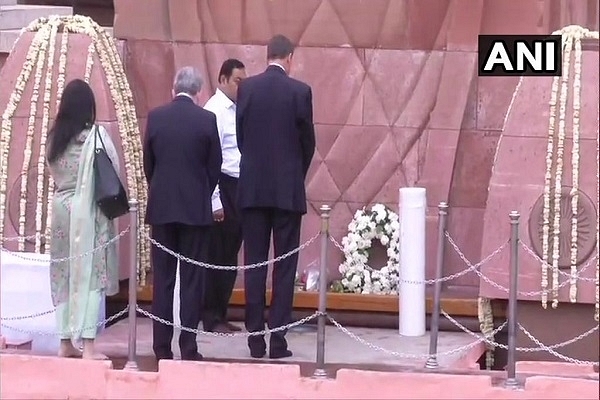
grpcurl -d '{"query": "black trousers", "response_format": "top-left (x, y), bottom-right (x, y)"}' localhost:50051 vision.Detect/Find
top-left (241, 207), bottom-right (302, 352)
top-left (150, 223), bottom-right (209, 360)
top-left (203, 173), bottom-right (242, 330)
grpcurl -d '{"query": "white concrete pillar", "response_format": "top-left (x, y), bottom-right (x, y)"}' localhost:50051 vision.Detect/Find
top-left (398, 187), bottom-right (427, 337)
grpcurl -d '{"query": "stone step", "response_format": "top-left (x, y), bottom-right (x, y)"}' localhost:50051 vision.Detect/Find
top-left (516, 361), bottom-right (598, 378)
top-left (0, 25), bottom-right (113, 53)
top-left (0, 4), bottom-right (72, 30)
top-left (0, 0), bottom-right (19, 7)
top-left (4, 338), bottom-right (32, 351)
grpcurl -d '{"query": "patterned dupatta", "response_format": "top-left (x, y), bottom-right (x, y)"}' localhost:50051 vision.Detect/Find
top-left (67, 125), bottom-right (120, 339)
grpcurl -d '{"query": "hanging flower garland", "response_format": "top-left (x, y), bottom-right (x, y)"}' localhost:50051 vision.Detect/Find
top-left (0, 24), bottom-right (47, 247)
top-left (68, 19), bottom-right (150, 282)
top-left (539, 25), bottom-right (599, 311)
top-left (1, 15), bottom-right (149, 284)
top-left (83, 42), bottom-right (95, 83)
top-left (339, 204), bottom-right (400, 294)
top-left (44, 24), bottom-right (71, 253)
top-left (76, 18), bottom-right (150, 282)
top-left (594, 97), bottom-right (600, 321)
top-left (549, 33), bottom-right (572, 309)
top-left (569, 34), bottom-right (582, 303)
top-left (34, 19), bottom-right (59, 253)
top-left (477, 297), bottom-right (495, 370)
top-left (18, 23), bottom-right (52, 251)
top-left (541, 73), bottom-right (560, 308)
top-left (65, 16), bottom-right (149, 284)
top-left (94, 24), bottom-right (151, 281)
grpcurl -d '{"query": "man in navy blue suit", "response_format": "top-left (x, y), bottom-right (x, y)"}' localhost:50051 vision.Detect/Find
top-left (236, 35), bottom-right (316, 359)
top-left (143, 66), bottom-right (222, 362)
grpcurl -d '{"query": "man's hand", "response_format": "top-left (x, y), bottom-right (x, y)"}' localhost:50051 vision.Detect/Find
top-left (213, 208), bottom-right (225, 222)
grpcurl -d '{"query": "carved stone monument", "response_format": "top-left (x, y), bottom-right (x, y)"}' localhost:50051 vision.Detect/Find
top-left (480, 29), bottom-right (599, 362)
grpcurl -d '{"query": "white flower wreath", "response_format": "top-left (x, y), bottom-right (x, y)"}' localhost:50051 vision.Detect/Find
top-left (338, 204), bottom-right (400, 294)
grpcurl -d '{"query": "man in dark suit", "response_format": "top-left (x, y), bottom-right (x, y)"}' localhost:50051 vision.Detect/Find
top-left (236, 35), bottom-right (316, 359)
top-left (143, 66), bottom-right (222, 362)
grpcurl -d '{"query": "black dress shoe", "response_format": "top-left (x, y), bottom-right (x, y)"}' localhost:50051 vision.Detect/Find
top-left (269, 349), bottom-right (293, 359)
top-left (182, 352), bottom-right (203, 361)
top-left (155, 353), bottom-right (174, 362)
top-left (248, 335), bottom-right (266, 358)
top-left (250, 347), bottom-right (266, 358)
top-left (182, 352), bottom-right (204, 361)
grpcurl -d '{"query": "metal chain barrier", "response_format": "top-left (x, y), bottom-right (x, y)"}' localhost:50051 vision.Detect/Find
top-left (1, 306), bottom-right (128, 337)
top-left (517, 323), bottom-right (600, 366)
top-left (136, 305), bottom-right (321, 337)
top-left (441, 310), bottom-right (599, 366)
top-left (445, 232), bottom-right (598, 297)
top-left (1, 308), bottom-right (55, 321)
top-left (520, 241), bottom-right (598, 282)
top-left (441, 310), bottom-right (599, 352)
top-left (1, 228), bottom-right (131, 321)
top-left (327, 313), bottom-right (507, 359)
top-left (4, 300), bottom-right (597, 366)
top-left (2, 201), bottom-right (598, 371)
top-left (2, 227), bottom-right (130, 264)
top-left (2, 232), bottom-right (49, 242)
top-left (330, 235), bottom-right (509, 285)
top-left (146, 231), bottom-right (319, 271)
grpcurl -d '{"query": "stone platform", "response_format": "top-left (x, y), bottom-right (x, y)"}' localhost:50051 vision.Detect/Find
top-left (1, 352), bottom-right (597, 399)
top-left (2, 317), bottom-right (598, 399)
top-left (91, 316), bottom-right (484, 373)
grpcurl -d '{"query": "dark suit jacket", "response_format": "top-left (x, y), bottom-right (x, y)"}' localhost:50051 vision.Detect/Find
top-left (143, 95), bottom-right (222, 226)
top-left (236, 65), bottom-right (316, 214)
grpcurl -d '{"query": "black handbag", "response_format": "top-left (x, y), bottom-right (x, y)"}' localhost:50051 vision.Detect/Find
top-left (93, 125), bottom-right (129, 219)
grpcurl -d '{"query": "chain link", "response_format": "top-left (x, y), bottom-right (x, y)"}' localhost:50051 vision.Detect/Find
top-left (445, 233), bottom-right (597, 297)
top-left (442, 310), bottom-right (599, 364)
top-left (146, 231), bottom-right (319, 271)
top-left (136, 305), bottom-right (321, 337)
top-left (2, 233), bottom-right (48, 242)
top-left (327, 313), bottom-right (506, 359)
top-left (1, 306), bottom-right (128, 337)
top-left (517, 323), bottom-right (600, 366)
top-left (1, 308), bottom-right (56, 321)
top-left (2, 227), bottom-right (130, 264)
top-left (520, 241), bottom-right (598, 282)
top-left (329, 235), bottom-right (344, 252)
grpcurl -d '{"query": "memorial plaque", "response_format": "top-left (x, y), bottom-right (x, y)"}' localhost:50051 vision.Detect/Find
top-left (528, 186), bottom-right (597, 269)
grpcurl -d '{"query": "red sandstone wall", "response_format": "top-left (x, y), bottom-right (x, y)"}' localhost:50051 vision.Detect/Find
top-left (480, 51), bottom-right (599, 304)
top-left (112, 0), bottom-right (599, 288)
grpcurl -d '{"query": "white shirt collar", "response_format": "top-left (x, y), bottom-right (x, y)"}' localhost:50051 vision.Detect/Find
top-left (268, 62), bottom-right (287, 73)
top-left (215, 88), bottom-right (235, 109)
top-left (175, 92), bottom-right (195, 101)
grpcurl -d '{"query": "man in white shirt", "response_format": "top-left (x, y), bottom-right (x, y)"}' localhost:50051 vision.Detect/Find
top-left (202, 59), bottom-right (247, 333)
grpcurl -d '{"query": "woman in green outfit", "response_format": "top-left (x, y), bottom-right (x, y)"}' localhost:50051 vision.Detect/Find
top-left (46, 79), bottom-right (120, 359)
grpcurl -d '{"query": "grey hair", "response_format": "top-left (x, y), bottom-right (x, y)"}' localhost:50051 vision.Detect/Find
top-left (173, 66), bottom-right (203, 96)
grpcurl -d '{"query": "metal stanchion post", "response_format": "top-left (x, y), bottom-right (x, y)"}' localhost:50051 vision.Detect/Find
top-left (124, 199), bottom-right (139, 371)
top-left (425, 202), bottom-right (449, 369)
top-left (504, 211), bottom-right (520, 388)
top-left (313, 204), bottom-right (331, 379)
